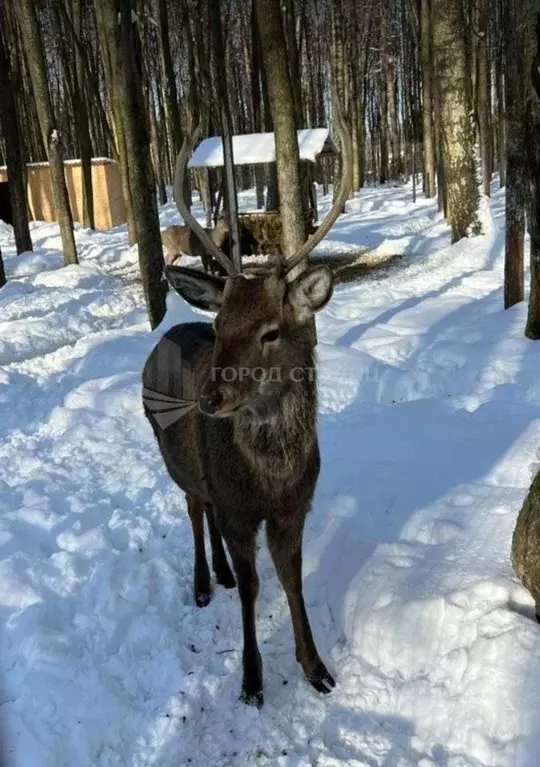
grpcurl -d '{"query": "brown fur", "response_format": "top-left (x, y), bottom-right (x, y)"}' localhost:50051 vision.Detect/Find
top-left (142, 264), bottom-right (335, 707)
top-left (160, 218), bottom-right (230, 273)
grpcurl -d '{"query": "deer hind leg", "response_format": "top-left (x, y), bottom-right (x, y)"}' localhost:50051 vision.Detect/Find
top-left (266, 518), bottom-right (335, 695)
top-left (205, 504), bottom-right (236, 589)
top-left (225, 533), bottom-right (263, 707)
top-left (186, 494), bottom-right (211, 607)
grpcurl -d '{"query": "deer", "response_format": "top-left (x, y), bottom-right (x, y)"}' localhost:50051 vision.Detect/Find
top-left (143, 109), bottom-right (351, 708)
top-left (160, 215), bottom-right (231, 274)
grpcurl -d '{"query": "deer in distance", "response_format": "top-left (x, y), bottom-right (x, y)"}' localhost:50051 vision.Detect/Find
top-left (143, 114), bottom-right (352, 707)
top-left (160, 215), bottom-right (231, 273)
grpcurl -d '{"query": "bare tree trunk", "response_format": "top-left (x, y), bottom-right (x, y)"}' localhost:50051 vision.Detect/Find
top-left (525, 12), bottom-right (540, 338)
top-left (420, 0), bottom-right (436, 197)
top-left (432, 0), bottom-right (480, 241)
top-left (256, 0), bottom-right (305, 263)
top-left (476, 0), bottom-right (492, 197)
top-left (0, 16), bottom-right (32, 254)
top-left (95, 0), bottom-right (166, 329)
top-left (96, 6), bottom-right (137, 246)
top-left (350, 85), bottom-right (360, 191)
top-left (15, 0), bottom-right (78, 265)
top-left (209, 0), bottom-right (241, 271)
top-left (251, 0), bottom-right (265, 208)
top-left (150, 99), bottom-right (167, 206)
top-left (379, 76), bottom-right (389, 182)
top-left (495, 49), bottom-right (506, 187)
top-left (71, 0), bottom-right (94, 229)
top-left (0, 246), bottom-right (5, 288)
top-left (387, 56), bottom-right (401, 178)
top-left (158, 0), bottom-right (182, 168)
top-left (331, 0), bottom-right (348, 202)
top-left (504, 0), bottom-right (526, 309)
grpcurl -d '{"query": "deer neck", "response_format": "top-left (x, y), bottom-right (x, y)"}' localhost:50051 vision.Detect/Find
top-left (233, 370), bottom-right (318, 484)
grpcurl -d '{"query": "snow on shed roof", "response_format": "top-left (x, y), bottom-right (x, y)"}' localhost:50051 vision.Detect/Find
top-left (188, 128), bottom-right (336, 168)
top-left (0, 157), bottom-right (116, 171)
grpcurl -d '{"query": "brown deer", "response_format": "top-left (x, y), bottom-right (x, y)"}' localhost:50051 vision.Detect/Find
top-left (160, 216), bottom-right (231, 274)
top-left (143, 113), bottom-right (351, 708)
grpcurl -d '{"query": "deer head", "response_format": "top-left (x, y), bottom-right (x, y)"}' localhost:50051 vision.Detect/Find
top-left (212, 213), bottom-right (230, 248)
top-left (167, 100), bottom-right (352, 420)
top-left (166, 262), bottom-right (333, 419)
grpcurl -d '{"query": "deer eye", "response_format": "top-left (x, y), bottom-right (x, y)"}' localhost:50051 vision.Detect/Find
top-left (260, 327), bottom-right (280, 345)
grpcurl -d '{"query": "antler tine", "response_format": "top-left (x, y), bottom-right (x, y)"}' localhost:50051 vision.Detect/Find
top-left (174, 122), bottom-right (238, 278)
top-left (283, 94), bottom-right (353, 278)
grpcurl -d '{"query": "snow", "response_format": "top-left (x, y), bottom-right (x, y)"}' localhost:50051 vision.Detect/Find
top-left (188, 128), bottom-right (332, 168)
top-left (0, 158), bottom-right (116, 171)
top-left (1, 181), bottom-right (540, 766)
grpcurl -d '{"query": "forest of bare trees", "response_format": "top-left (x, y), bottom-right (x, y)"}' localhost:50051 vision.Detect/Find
top-left (0, 0), bottom-right (539, 332)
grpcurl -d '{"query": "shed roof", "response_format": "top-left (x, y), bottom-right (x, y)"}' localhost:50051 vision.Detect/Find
top-left (187, 128), bottom-right (336, 168)
top-left (0, 157), bottom-right (116, 171)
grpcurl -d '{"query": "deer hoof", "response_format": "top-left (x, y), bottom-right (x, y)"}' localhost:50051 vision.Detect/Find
top-left (240, 689), bottom-right (264, 709)
top-left (307, 662), bottom-right (336, 694)
top-left (195, 592), bottom-right (211, 608)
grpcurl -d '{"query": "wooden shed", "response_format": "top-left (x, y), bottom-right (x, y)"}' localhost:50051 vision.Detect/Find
top-left (0, 157), bottom-right (127, 230)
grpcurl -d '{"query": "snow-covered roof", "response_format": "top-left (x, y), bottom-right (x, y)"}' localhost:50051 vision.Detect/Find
top-left (188, 129), bottom-right (336, 168)
top-left (0, 157), bottom-right (116, 171)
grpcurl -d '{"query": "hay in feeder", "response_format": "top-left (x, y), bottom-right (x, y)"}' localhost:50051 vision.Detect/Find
top-left (238, 210), bottom-right (317, 255)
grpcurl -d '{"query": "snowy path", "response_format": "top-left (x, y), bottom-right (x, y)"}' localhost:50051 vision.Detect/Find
top-left (1, 184), bottom-right (540, 766)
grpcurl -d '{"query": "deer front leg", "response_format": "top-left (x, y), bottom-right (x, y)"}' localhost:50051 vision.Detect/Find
top-left (186, 494), bottom-right (211, 607)
top-left (266, 518), bottom-right (335, 694)
top-left (225, 534), bottom-right (263, 708)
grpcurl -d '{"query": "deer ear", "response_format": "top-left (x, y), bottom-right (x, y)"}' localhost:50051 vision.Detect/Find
top-left (287, 265), bottom-right (333, 324)
top-left (165, 266), bottom-right (225, 312)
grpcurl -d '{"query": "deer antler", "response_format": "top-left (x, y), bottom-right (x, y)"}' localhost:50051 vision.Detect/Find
top-left (282, 95), bottom-right (352, 278)
top-left (173, 122), bottom-right (238, 278)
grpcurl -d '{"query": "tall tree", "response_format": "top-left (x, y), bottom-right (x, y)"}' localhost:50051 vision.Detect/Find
top-left (256, 0), bottom-right (306, 268)
top-left (504, 0), bottom-right (527, 309)
top-left (432, 0), bottom-right (480, 241)
top-left (250, 0), bottom-right (265, 208)
top-left (95, 0), bottom-right (166, 329)
top-left (0, 10), bottom-right (32, 254)
top-left (476, 0), bottom-right (492, 197)
top-left (94, 1), bottom-right (138, 245)
top-left (494, 0), bottom-right (506, 187)
top-left (420, 0), bottom-right (436, 197)
top-left (209, 0), bottom-right (241, 271)
top-left (15, 0), bottom-right (78, 265)
top-left (69, 0), bottom-right (94, 228)
top-left (0, 246), bottom-right (5, 289)
top-left (525, 11), bottom-right (540, 338)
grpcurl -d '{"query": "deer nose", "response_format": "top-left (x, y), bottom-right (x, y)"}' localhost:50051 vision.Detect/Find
top-left (199, 393), bottom-right (222, 415)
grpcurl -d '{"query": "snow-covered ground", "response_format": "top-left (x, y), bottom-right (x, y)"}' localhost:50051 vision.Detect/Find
top-left (1, 182), bottom-right (540, 766)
